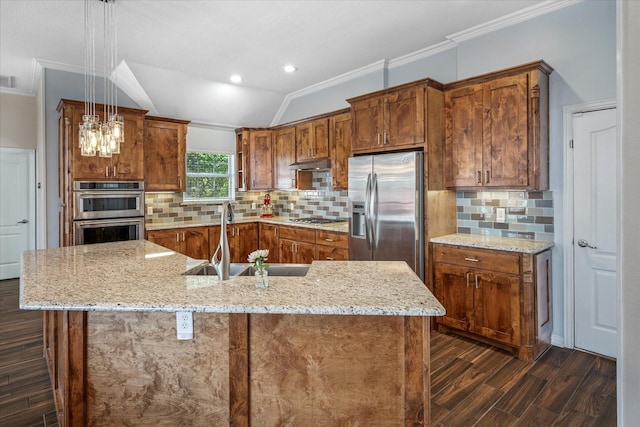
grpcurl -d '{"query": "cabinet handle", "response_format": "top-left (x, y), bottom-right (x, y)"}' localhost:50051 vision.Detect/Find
top-left (466, 272), bottom-right (471, 287)
top-left (106, 166), bottom-right (109, 177)
top-left (475, 275), bottom-right (479, 289)
top-left (179, 177), bottom-right (182, 188)
top-left (113, 166), bottom-right (117, 176)
top-left (485, 170), bottom-right (490, 184)
top-left (326, 257), bottom-right (334, 260)
top-left (325, 238), bottom-right (334, 242)
top-left (274, 228), bottom-right (278, 236)
top-left (383, 131), bottom-right (387, 145)
top-left (176, 232), bottom-right (180, 242)
top-left (182, 232), bottom-right (186, 242)
top-left (236, 227), bottom-right (240, 236)
top-left (464, 257), bottom-right (480, 262)
top-left (377, 134), bottom-right (381, 145)
top-left (476, 171), bottom-right (482, 184)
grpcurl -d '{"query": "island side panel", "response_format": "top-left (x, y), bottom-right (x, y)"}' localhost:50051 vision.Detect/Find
top-left (248, 314), bottom-right (409, 425)
top-left (404, 316), bottom-right (431, 426)
top-left (84, 312), bottom-right (230, 425)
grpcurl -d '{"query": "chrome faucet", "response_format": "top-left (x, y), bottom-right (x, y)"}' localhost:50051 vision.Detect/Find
top-left (212, 201), bottom-right (233, 280)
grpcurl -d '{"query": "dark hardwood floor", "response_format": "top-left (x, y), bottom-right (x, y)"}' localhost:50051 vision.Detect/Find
top-left (1, 278), bottom-right (616, 426)
top-left (0, 278), bottom-right (57, 427)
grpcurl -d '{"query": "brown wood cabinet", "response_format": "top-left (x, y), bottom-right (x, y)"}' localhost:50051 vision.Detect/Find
top-left (146, 227), bottom-right (210, 260)
top-left (211, 222), bottom-right (259, 263)
top-left (432, 243), bottom-right (552, 361)
top-left (273, 127), bottom-right (297, 190)
top-left (144, 116), bottom-right (189, 192)
top-left (330, 112), bottom-right (351, 190)
top-left (235, 129), bottom-right (273, 191)
top-left (444, 61), bottom-right (552, 190)
top-left (278, 226), bottom-right (316, 264)
top-left (296, 118), bottom-right (329, 162)
top-left (235, 130), bottom-right (248, 191)
top-left (315, 229), bottom-right (349, 261)
top-left (348, 83), bottom-right (429, 153)
top-left (258, 223), bottom-right (280, 263)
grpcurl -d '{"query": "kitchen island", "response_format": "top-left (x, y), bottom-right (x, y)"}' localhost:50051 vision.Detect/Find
top-left (20, 240), bottom-right (444, 426)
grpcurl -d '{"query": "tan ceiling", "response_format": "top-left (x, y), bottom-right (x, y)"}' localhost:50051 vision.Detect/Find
top-left (1, 0), bottom-right (571, 127)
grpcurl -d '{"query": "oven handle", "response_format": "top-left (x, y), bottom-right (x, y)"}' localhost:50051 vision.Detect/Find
top-left (74, 217), bottom-right (144, 228)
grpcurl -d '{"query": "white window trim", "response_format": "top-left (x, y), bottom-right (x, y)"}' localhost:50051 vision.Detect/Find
top-left (183, 150), bottom-right (235, 204)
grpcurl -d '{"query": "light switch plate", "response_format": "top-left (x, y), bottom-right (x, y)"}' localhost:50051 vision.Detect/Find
top-left (496, 207), bottom-right (506, 223)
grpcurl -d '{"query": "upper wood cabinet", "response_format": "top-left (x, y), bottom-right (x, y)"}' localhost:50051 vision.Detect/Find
top-left (348, 82), bottom-right (433, 153)
top-left (330, 112), bottom-right (351, 190)
top-left (144, 116), bottom-right (189, 192)
top-left (273, 127), bottom-right (297, 190)
top-left (57, 99), bottom-right (147, 181)
top-left (444, 61), bottom-right (552, 190)
top-left (235, 129), bottom-right (273, 191)
top-left (296, 118), bottom-right (329, 162)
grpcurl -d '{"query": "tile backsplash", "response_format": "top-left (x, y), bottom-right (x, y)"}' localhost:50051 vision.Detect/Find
top-left (145, 171), bottom-right (349, 225)
top-left (456, 191), bottom-right (554, 241)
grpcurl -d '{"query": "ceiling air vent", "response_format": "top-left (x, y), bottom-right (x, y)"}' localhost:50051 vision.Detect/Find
top-left (0, 75), bottom-right (15, 88)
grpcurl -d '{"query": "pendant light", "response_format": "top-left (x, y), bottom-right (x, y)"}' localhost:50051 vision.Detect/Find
top-left (79, 0), bottom-right (124, 157)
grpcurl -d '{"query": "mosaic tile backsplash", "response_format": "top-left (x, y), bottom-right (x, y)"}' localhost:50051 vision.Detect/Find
top-left (145, 171), bottom-right (349, 225)
top-left (456, 191), bottom-right (554, 241)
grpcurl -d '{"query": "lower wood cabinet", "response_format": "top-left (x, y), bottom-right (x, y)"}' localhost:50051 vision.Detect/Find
top-left (278, 226), bottom-right (316, 264)
top-left (315, 229), bottom-right (349, 261)
top-left (258, 223), bottom-right (280, 263)
top-left (146, 227), bottom-right (209, 260)
top-left (432, 243), bottom-right (551, 361)
top-left (208, 223), bottom-right (259, 263)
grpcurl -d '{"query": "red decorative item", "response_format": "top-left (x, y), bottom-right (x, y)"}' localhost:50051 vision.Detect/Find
top-left (260, 193), bottom-right (274, 218)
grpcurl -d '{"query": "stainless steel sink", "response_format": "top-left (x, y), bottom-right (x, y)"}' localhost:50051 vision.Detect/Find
top-left (236, 264), bottom-right (310, 277)
top-left (182, 263), bottom-right (248, 276)
top-left (183, 263), bottom-right (310, 277)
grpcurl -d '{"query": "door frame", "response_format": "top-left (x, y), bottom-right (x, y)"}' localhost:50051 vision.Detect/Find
top-left (562, 99), bottom-right (616, 349)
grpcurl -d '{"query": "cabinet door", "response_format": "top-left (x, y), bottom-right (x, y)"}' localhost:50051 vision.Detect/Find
top-left (274, 127), bottom-right (296, 189)
top-left (70, 107), bottom-right (110, 180)
top-left (316, 245), bottom-right (348, 261)
top-left (331, 113), bottom-right (351, 190)
top-left (249, 130), bottom-right (273, 190)
top-left (113, 112), bottom-right (145, 180)
top-left (433, 263), bottom-right (474, 332)
top-left (444, 85), bottom-right (484, 188)
top-left (144, 119), bottom-right (187, 192)
top-left (232, 223), bottom-right (258, 263)
top-left (236, 131), bottom-right (248, 191)
top-left (295, 122), bottom-right (313, 162)
top-left (312, 118), bottom-right (330, 158)
top-left (295, 241), bottom-right (316, 264)
top-left (351, 97), bottom-right (383, 152)
top-left (384, 87), bottom-right (424, 148)
top-left (472, 271), bottom-right (521, 345)
top-left (278, 238), bottom-right (296, 263)
top-left (147, 229), bottom-right (181, 253)
top-left (259, 223), bottom-right (280, 263)
top-left (182, 227), bottom-right (209, 260)
top-left (209, 225), bottom-right (221, 259)
top-left (482, 74), bottom-right (529, 188)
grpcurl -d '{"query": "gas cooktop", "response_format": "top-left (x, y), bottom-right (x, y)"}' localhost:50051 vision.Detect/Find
top-left (287, 218), bottom-right (346, 224)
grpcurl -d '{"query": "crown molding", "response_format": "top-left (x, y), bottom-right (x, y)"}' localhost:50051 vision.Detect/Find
top-left (115, 60), bottom-right (158, 115)
top-left (446, 0), bottom-right (584, 43)
top-left (188, 121), bottom-right (239, 132)
top-left (388, 40), bottom-right (457, 69)
top-left (270, 59), bottom-right (387, 126)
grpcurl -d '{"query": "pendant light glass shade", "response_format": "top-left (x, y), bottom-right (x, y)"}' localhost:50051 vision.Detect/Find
top-left (79, 0), bottom-right (124, 157)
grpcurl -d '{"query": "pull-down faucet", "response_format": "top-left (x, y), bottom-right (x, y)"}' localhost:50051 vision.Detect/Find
top-left (211, 201), bottom-right (233, 280)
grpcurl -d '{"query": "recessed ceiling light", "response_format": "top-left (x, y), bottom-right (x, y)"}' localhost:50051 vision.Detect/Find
top-left (283, 65), bottom-right (297, 73)
top-left (230, 74), bottom-right (242, 83)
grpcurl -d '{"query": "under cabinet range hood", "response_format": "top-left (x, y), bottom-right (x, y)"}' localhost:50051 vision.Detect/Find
top-left (288, 158), bottom-right (331, 170)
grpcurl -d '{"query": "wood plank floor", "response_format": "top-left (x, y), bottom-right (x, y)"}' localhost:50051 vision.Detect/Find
top-left (1, 278), bottom-right (616, 426)
top-left (0, 278), bottom-right (57, 427)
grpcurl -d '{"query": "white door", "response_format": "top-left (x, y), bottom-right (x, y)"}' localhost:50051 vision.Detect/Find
top-left (0, 148), bottom-right (36, 280)
top-left (573, 108), bottom-right (617, 358)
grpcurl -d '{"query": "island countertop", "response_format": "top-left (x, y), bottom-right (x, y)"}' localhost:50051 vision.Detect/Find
top-left (20, 240), bottom-right (444, 317)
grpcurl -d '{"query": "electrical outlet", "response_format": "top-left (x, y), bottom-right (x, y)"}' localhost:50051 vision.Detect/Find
top-left (251, 202), bottom-right (256, 210)
top-left (176, 311), bottom-right (193, 340)
top-left (147, 206), bottom-right (153, 216)
top-left (496, 207), bottom-right (506, 223)
top-left (289, 202), bottom-right (295, 211)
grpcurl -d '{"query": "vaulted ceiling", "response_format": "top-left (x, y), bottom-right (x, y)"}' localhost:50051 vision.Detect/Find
top-left (1, 0), bottom-right (571, 127)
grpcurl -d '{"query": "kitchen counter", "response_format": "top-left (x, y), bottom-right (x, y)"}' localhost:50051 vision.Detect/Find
top-left (430, 233), bottom-right (553, 254)
top-left (144, 215), bottom-right (349, 233)
top-left (22, 240), bottom-right (442, 426)
top-left (20, 240), bottom-right (443, 316)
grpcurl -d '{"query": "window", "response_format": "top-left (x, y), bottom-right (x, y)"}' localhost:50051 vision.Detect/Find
top-left (184, 151), bottom-right (235, 201)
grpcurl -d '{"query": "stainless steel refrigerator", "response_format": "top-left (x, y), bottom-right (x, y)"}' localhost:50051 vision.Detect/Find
top-left (348, 151), bottom-right (424, 281)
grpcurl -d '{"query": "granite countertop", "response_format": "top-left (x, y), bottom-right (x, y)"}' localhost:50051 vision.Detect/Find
top-left (430, 233), bottom-right (553, 254)
top-left (145, 216), bottom-right (349, 233)
top-left (20, 240), bottom-right (443, 317)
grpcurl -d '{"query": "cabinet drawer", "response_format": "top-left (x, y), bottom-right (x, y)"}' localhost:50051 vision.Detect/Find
top-left (279, 226), bottom-right (316, 243)
top-left (315, 230), bottom-right (348, 249)
top-left (433, 245), bottom-right (520, 275)
top-left (316, 245), bottom-right (349, 261)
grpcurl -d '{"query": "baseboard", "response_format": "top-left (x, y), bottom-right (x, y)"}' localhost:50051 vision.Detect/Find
top-left (551, 333), bottom-right (566, 348)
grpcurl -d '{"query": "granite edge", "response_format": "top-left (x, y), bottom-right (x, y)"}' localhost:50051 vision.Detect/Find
top-left (430, 233), bottom-right (554, 254)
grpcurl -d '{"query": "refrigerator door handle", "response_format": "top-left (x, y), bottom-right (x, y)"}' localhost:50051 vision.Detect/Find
top-left (364, 173), bottom-right (373, 250)
top-left (370, 173), bottom-right (378, 251)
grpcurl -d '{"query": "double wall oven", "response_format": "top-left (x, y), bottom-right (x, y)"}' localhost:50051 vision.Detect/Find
top-left (73, 181), bottom-right (145, 245)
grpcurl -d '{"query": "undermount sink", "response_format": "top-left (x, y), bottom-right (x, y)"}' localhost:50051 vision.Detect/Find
top-left (183, 263), bottom-right (310, 277)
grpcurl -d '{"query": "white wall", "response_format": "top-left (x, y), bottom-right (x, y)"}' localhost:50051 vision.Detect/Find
top-left (619, 1), bottom-right (640, 423)
top-left (0, 93), bottom-right (37, 149)
top-left (186, 124), bottom-right (236, 154)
